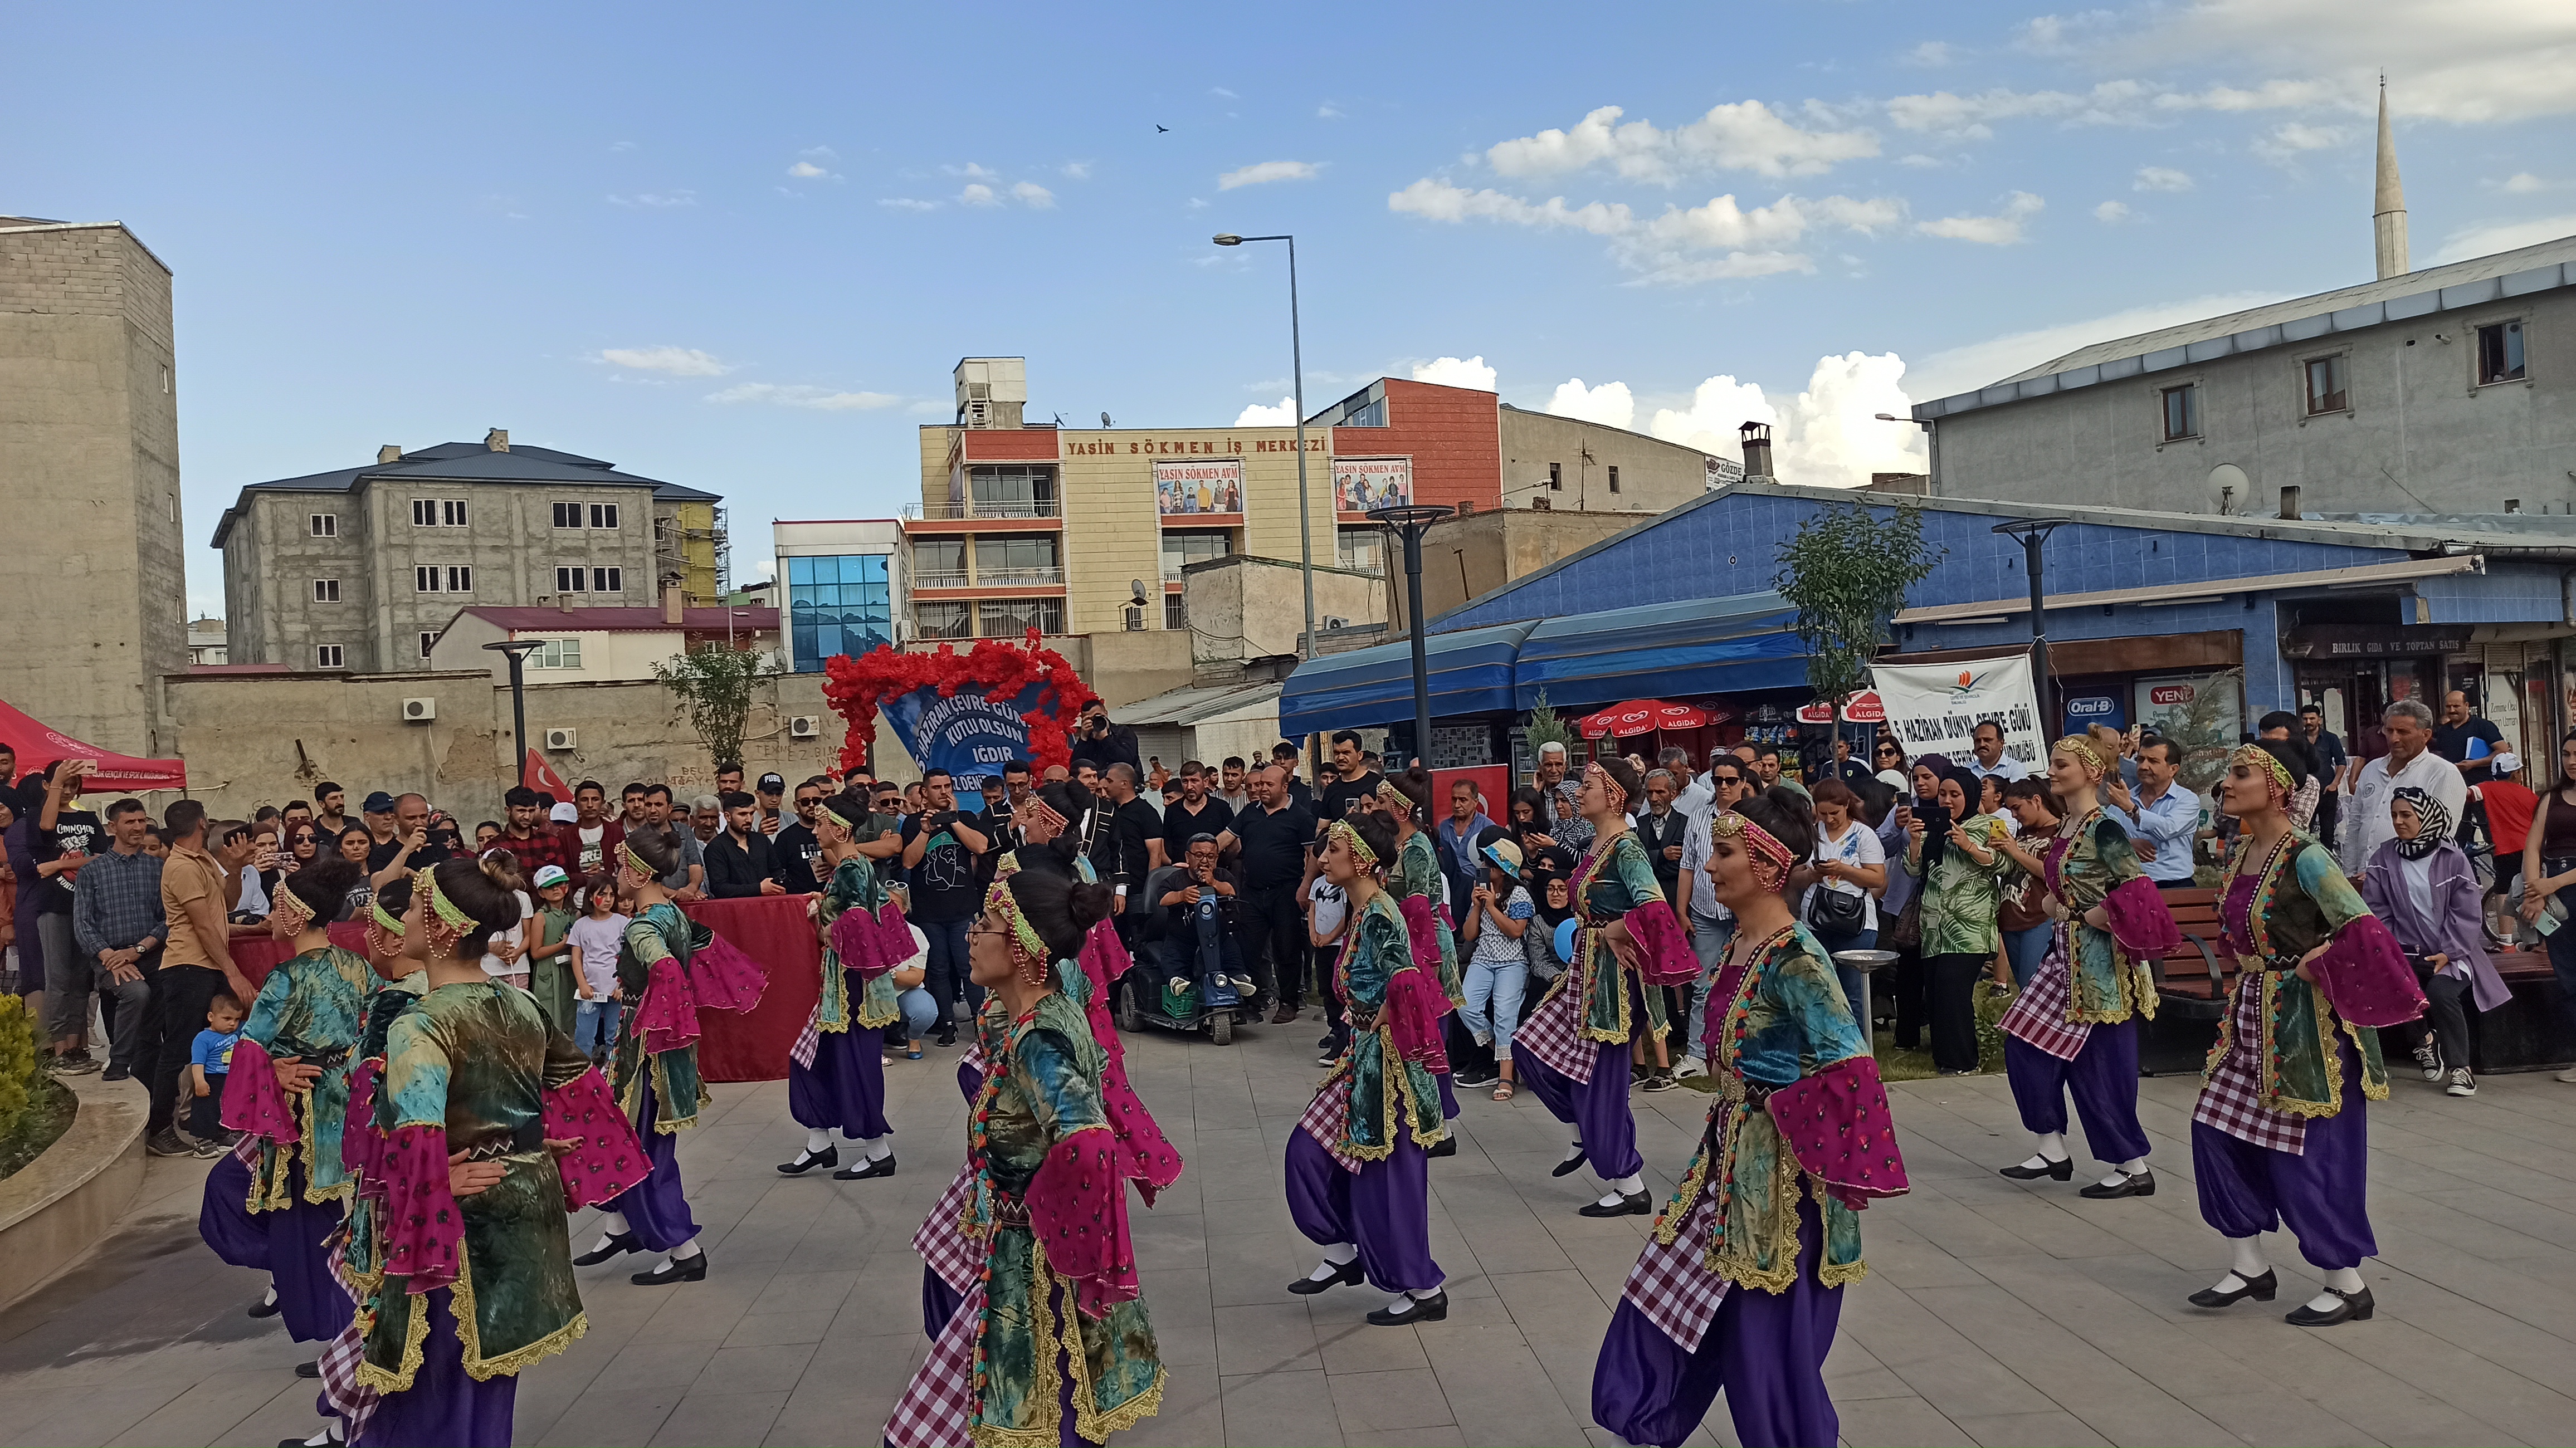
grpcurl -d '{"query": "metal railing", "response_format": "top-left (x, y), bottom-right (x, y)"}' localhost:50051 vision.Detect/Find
top-left (902, 497), bottom-right (1063, 521)
top-left (975, 565), bottom-right (1064, 586)
top-left (912, 570), bottom-right (971, 589)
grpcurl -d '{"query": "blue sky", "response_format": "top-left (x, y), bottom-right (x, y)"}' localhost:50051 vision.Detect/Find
top-left (8, 2), bottom-right (2573, 616)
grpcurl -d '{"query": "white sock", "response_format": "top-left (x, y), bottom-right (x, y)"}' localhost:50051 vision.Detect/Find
top-left (1611, 1173), bottom-right (1644, 1195)
top-left (2324, 1266), bottom-right (2363, 1294)
top-left (1383, 1292), bottom-right (1424, 1314)
top-left (2120, 1157), bottom-right (2148, 1173)
top-left (669, 1239), bottom-right (702, 1262)
top-left (301, 1426), bottom-right (341, 1447)
top-left (2232, 1237), bottom-right (2268, 1279)
top-left (1321, 1241), bottom-right (1359, 1265)
top-left (602, 1210), bottom-right (632, 1235)
top-left (804, 1128), bottom-right (832, 1154)
top-left (262, 1284), bottom-right (279, 1308)
top-left (1409, 1280), bottom-right (1445, 1300)
top-left (857, 1134), bottom-right (891, 1161)
top-left (2036, 1132), bottom-right (2067, 1161)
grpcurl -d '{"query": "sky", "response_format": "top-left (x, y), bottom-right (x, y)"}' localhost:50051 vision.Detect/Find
top-left (8, 1), bottom-right (2575, 618)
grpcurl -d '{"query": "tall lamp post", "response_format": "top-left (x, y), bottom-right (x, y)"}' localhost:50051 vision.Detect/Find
top-left (1213, 233), bottom-right (1319, 657)
top-left (1990, 518), bottom-right (2069, 734)
top-left (482, 639), bottom-right (545, 790)
top-left (1369, 502), bottom-right (1454, 769)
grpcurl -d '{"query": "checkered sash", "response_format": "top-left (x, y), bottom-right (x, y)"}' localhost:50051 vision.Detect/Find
top-left (911, 1161), bottom-right (984, 1297)
top-left (790, 1009), bottom-right (821, 1070)
top-left (1997, 924), bottom-right (2092, 1062)
top-left (1619, 1186), bottom-right (1731, 1353)
top-left (1510, 977), bottom-right (1599, 1085)
top-left (883, 1283), bottom-right (982, 1448)
top-left (317, 1241), bottom-right (380, 1439)
top-left (1294, 1069), bottom-right (1368, 1173)
top-left (230, 1131), bottom-right (260, 1165)
top-left (2191, 971), bottom-right (2306, 1155)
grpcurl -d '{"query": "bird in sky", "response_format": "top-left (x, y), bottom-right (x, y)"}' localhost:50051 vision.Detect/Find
top-left (1155, 124), bottom-right (1169, 133)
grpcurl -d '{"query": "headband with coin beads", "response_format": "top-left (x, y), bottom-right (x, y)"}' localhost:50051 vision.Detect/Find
top-left (620, 840), bottom-right (656, 880)
top-left (984, 879), bottom-right (1055, 987)
top-left (2052, 735), bottom-right (2107, 775)
top-left (417, 867), bottom-right (475, 960)
top-left (2232, 743), bottom-right (2294, 808)
top-left (269, 879), bottom-right (315, 936)
top-left (1328, 818), bottom-right (1380, 870)
top-left (1713, 808), bottom-right (1794, 888)
top-left (1586, 761), bottom-right (1629, 816)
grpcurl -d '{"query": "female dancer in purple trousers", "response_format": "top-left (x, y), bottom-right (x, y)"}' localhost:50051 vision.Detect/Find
top-left (1592, 787), bottom-right (1909, 1448)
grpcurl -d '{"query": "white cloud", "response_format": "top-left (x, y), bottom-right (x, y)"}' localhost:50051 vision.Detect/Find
top-left (1234, 396), bottom-right (1297, 425)
top-left (2253, 121), bottom-right (2348, 165)
top-left (2094, 200), bottom-right (2132, 223)
top-left (1211, 87), bottom-right (1238, 100)
top-left (1388, 178), bottom-right (1635, 235)
top-left (959, 183), bottom-right (999, 207)
top-left (1643, 353), bottom-right (1926, 487)
top-left (2501, 172), bottom-right (2550, 192)
top-left (2126, 2), bottom-right (2576, 126)
top-left (1318, 103), bottom-right (1345, 119)
top-left (1886, 81), bottom-right (2154, 138)
top-left (2433, 213), bottom-right (2576, 263)
top-left (1648, 374), bottom-right (1778, 457)
top-left (1916, 190), bottom-right (2043, 244)
top-left (1391, 179), bottom-right (1901, 285)
top-left (707, 383), bottom-right (904, 412)
top-left (2134, 165), bottom-right (2193, 192)
top-left (1012, 182), bottom-right (1056, 208)
top-left (1061, 160), bottom-right (1094, 180)
top-left (1412, 356), bottom-right (1499, 392)
top-left (801, 146), bottom-right (838, 160)
top-left (879, 197), bottom-right (940, 212)
top-left (1902, 40), bottom-right (1959, 67)
top-left (607, 190), bottom-right (696, 208)
top-left (1545, 378), bottom-right (1635, 429)
top-left (1897, 153), bottom-right (1947, 168)
top-left (597, 345), bottom-right (732, 376)
top-left (752, 556), bottom-right (778, 583)
top-left (948, 163), bottom-right (1000, 180)
top-left (1902, 290), bottom-right (2287, 400)
top-left (609, 140), bottom-right (638, 152)
top-left (786, 160), bottom-right (843, 181)
top-left (1219, 159), bottom-right (1321, 189)
top-left (1482, 101), bottom-right (1878, 183)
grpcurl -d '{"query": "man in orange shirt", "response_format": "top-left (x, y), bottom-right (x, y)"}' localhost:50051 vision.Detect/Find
top-left (148, 800), bottom-right (257, 1157)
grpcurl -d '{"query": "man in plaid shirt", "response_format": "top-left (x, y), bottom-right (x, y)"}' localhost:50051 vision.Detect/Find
top-left (69, 798), bottom-right (163, 1081)
top-left (489, 785), bottom-right (569, 878)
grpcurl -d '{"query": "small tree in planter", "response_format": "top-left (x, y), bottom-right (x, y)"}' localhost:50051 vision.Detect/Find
top-left (1773, 500), bottom-right (1940, 728)
top-left (653, 643), bottom-right (781, 775)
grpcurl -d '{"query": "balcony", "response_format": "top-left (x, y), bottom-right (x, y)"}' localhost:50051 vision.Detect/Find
top-left (913, 570), bottom-right (972, 590)
top-left (977, 565), bottom-right (1064, 587)
top-left (905, 497), bottom-right (1061, 521)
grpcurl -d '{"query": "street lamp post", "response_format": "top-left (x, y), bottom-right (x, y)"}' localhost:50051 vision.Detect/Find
top-left (1213, 233), bottom-right (1318, 656)
top-left (482, 639), bottom-right (545, 790)
top-left (1369, 503), bottom-right (1454, 769)
top-left (1990, 518), bottom-right (2069, 734)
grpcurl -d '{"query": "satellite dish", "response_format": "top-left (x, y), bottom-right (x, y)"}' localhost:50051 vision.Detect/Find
top-left (2207, 463), bottom-right (2250, 515)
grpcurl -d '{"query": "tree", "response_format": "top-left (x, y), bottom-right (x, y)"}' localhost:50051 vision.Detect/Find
top-left (653, 643), bottom-right (780, 772)
top-left (1524, 688), bottom-right (1575, 764)
top-left (1772, 501), bottom-right (1940, 721)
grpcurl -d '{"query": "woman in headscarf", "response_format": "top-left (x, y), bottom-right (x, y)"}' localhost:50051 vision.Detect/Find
top-left (2359, 785), bottom-right (2502, 1098)
top-left (1904, 767), bottom-right (2010, 1075)
top-left (1988, 735), bottom-right (2181, 1198)
top-left (2187, 740), bottom-right (2421, 1327)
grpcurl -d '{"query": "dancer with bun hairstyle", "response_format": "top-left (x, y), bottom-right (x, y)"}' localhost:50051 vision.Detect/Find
top-left (1379, 766), bottom-right (1465, 1146)
top-left (346, 857), bottom-right (648, 1446)
top-left (1592, 786), bottom-right (1909, 1448)
top-left (777, 789), bottom-right (910, 1180)
top-left (576, 825), bottom-right (768, 1286)
top-left (1511, 758), bottom-right (1701, 1217)
top-left (884, 868), bottom-right (1172, 1446)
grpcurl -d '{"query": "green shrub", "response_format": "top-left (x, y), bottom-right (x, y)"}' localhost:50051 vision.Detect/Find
top-left (0, 994), bottom-right (41, 1142)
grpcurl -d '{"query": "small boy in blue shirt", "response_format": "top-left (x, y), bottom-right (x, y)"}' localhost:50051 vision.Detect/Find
top-left (188, 992), bottom-right (245, 1146)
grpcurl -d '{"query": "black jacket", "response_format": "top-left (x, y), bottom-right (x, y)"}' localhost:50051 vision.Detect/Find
top-left (704, 830), bottom-right (778, 899)
top-left (1071, 721), bottom-right (1142, 780)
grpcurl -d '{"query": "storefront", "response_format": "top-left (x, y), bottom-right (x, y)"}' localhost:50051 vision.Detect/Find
top-left (2284, 624), bottom-right (2563, 764)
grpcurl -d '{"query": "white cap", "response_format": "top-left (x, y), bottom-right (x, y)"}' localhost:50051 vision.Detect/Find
top-left (2491, 750), bottom-right (2522, 777)
top-left (550, 801), bottom-right (578, 823)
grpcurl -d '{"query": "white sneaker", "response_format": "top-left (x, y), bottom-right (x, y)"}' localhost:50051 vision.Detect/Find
top-left (2409, 1041), bottom-right (2443, 1082)
top-left (2446, 1068), bottom-right (2477, 1098)
top-left (2557, 1067), bottom-right (2576, 1084)
top-left (1674, 1057), bottom-right (1706, 1079)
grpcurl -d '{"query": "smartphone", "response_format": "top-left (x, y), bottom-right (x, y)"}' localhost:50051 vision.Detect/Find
top-left (1916, 801), bottom-right (1952, 842)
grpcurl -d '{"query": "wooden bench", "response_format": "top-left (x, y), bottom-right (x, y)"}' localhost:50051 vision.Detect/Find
top-left (2144, 887), bottom-right (2232, 1020)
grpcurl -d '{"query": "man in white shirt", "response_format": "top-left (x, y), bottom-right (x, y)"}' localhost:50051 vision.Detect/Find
top-left (1963, 721), bottom-right (2028, 783)
top-left (1664, 747), bottom-right (1711, 822)
top-left (1213, 756), bottom-right (1254, 816)
top-left (2342, 698), bottom-right (2467, 876)
top-left (1675, 757), bottom-right (1753, 1077)
top-left (2105, 736), bottom-right (2199, 887)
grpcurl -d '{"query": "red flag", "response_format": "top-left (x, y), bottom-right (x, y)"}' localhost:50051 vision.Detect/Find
top-left (523, 750), bottom-right (572, 799)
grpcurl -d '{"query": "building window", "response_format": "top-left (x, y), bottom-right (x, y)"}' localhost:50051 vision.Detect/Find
top-left (591, 566), bottom-right (621, 594)
top-left (2304, 355), bottom-right (2349, 415)
top-left (589, 502), bottom-right (619, 530)
top-left (974, 534), bottom-right (1061, 585)
top-left (965, 465), bottom-right (1058, 518)
top-left (1160, 529), bottom-right (1231, 580)
top-left (1336, 526), bottom-right (1385, 576)
top-left (313, 578), bottom-right (340, 603)
top-left (419, 632), bottom-right (437, 659)
top-left (555, 566), bottom-right (578, 593)
top-left (977, 598), bottom-right (1063, 637)
top-left (552, 502), bottom-right (582, 529)
top-left (912, 537), bottom-right (967, 588)
top-left (554, 565), bottom-right (619, 594)
top-left (786, 553), bottom-right (895, 670)
top-left (309, 513), bottom-right (337, 537)
top-left (412, 498), bottom-right (468, 527)
top-left (417, 565), bottom-right (471, 592)
top-left (1164, 593), bottom-right (1187, 630)
top-left (1606, 464), bottom-right (1620, 495)
top-left (528, 638), bottom-right (583, 669)
top-left (915, 601), bottom-right (972, 639)
top-left (1548, 462), bottom-right (1563, 491)
top-left (2478, 320), bottom-right (2526, 385)
top-left (2159, 384), bottom-right (2201, 442)
top-left (315, 644), bottom-right (344, 668)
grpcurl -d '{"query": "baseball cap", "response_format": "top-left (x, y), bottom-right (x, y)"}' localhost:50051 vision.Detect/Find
top-left (550, 801), bottom-right (578, 823)
top-left (533, 864), bottom-right (569, 889)
top-left (362, 791), bottom-right (396, 814)
top-left (2492, 750), bottom-right (2523, 776)
top-left (758, 772), bottom-right (786, 793)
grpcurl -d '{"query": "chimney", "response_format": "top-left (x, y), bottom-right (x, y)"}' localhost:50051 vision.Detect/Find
top-left (2279, 485), bottom-right (2301, 519)
top-left (377, 444), bottom-right (402, 465)
top-left (2373, 76), bottom-right (2409, 280)
top-left (1738, 421), bottom-right (1774, 482)
top-left (662, 585), bottom-right (686, 625)
top-left (485, 428), bottom-right (510, 453)
top-left (558, 591), bottom-right (576, 613)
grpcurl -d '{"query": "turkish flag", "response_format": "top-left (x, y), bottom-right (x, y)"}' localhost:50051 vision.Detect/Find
top-left (524, 750), bottom-right (572, 800)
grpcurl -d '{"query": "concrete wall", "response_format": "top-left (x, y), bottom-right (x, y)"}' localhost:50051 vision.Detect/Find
top-left (1500, 409), bottom-right (1714, 517)
top-left (425, 614), bottom-right (782, 683)
top-left (0, 222), bottom-right (185, 754)
top-left (1933, 290), bottom-right (2576, 514)
top-left (163, 669), bottom-right (849, 816)
top-left (1397, 507), bottom-right (1661, 629)
top-left (1185, 554), bottom-right (1386, 668)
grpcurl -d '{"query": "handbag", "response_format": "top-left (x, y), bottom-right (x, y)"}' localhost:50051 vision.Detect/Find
top-left (1807, 882), bottom-right (1867, 937)
top-left (1883, 892), bottom-right (1923, 953)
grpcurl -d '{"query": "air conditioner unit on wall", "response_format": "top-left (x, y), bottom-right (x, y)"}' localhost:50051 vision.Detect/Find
top-left (401, 697), bottom-right (436, 722)
top-left (789, 715), bottom-right (821, 739)
top-left (544, 728), bottom-right (578, 751)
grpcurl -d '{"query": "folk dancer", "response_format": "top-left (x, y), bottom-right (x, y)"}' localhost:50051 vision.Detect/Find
top-left (1511, 759), bottom-right (1701, 1217)
top-left (2187, 741), bottom-right (2423, 1327)
top-left (884, 869), bottom-right (1169, 1446)
top-left (777, 789), bottom-right (913, 1181)
top-left (1380, 767), bottom-right (1465, 1147)
top-left (1285, 813), bottom-right (1455, 1325)
top-left (574, 827), bottom-right (767, 1285)
top-left (1989, 736), bottom-right (2182, 1197)
top-left (1593, 788), bottom-right (1909, 1448)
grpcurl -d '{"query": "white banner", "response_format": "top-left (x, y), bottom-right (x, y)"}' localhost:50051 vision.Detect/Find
top-left (1870, 652), bottom-right (2047, 776)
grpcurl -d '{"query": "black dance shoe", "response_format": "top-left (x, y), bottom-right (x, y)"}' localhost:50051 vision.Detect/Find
top-left (1366, 1290), bottom-right (1448, 1326)
top-left (1998, 1155), bottom-right (2074, 1182)
top-left (2078, 1168), bottom-right (2155, 1200)
top-left (1550, 1145), bottom-right (1589, 1178)
top-left (572, 1230), bottom-right (641, 1266)
top-left (1287, 1258), bottom-right (1367, 1295)
top-left (2186, 1269), bottom-right (2276, 1308)
top-left (833, 1154), bottom-right (897, 1181)
top-left (2285, 1286), bottom-right (2374, 1327)
top-left (1578, 1190), bottom-right (1653, 1218)
top-left (294, 1361), bottom-right (320, 1379)
top-left (631, 1252), bottom-right (709, 1286)
top-left (247, 1294), bottom-right (282, 1319)
top-left (1427, 1136), bottom-right (1458, 1158)
top-left (777, 1145), bottom-right (838, 1176)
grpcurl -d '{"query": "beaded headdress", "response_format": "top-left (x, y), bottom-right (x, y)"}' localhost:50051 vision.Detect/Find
top-left (1015, 795), bottom-right (1068, 840)
top-left (1327, 818), bottom-right (1379, 870)
top-left (1713, 808), bottom-right (1793, 886)
top-left (818, 803), bottom-right (856, 834)
top-left (269, 878), bottom-right (315, 936)
top-left (417, 867), bottom-right (475, 959)
top-left (2231, 743), bottom-right (2294, 808)
top-left (619, 839), bottom-right (656, 881)
top-left (365, 897), bottom-right (406, 959)
top-left (1585, 761), bottom-right (1629, 816)
top-left (983, 879), bottom-right (1055, 986)
top-left (2051, 735), bottom-right (2107, 775)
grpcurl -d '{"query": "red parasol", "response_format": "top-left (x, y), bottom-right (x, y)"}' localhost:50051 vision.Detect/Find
top-left (1576, 699), bottom-right (1711, 740)
top-left (1796, 691), bottom-right (1885, 725)
top-left (0, 697), bottom-right (187, 793)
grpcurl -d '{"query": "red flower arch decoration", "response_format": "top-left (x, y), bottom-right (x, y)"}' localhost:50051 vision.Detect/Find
top-left (819, 629), bottom-right (1097, 779)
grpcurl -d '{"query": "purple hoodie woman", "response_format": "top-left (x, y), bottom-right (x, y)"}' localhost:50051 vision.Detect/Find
top-left (2359, 786), bottom-right (2507, 1097)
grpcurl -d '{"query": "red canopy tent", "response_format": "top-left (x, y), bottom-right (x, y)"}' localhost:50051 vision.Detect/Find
top-left (1576, 699), bottom-right (1710, 740)
top-left (0, 698), bottom-right (186, 793)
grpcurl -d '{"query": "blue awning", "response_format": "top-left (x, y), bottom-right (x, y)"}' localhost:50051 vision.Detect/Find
top-left (1515, 593), bottom-right (1803, 711)
top-left (1277, 620), bottom-right (1538, 736)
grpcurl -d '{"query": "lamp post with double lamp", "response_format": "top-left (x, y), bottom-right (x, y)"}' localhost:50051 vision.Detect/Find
top-left (1874, 412), bottom-right (1938, 492)
top-left (482, 639), bottom-right (545, 790)
top-left (1369, 502), bottom-right (1455, 769)
top-left (1213, 232), bottom-right (1318, 657)
top-left (1990, 518), bottom-right (2070, 733)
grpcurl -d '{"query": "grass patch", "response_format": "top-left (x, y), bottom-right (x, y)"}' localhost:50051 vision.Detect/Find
top-left (0, 1076), bottom-right (77, 1182)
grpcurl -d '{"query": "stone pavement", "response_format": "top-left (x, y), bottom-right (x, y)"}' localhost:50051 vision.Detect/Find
top-left (3, 1017), bottom-right (2574, 1447)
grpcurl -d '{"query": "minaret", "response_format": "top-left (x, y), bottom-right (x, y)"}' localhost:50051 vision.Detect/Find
top-left (2373, 75), bottom-right (2409, 279)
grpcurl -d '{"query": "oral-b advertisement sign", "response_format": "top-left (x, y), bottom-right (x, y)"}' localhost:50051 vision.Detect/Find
top-left (1870, 652), bottom-right (2045, 775)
